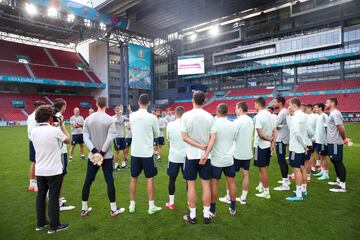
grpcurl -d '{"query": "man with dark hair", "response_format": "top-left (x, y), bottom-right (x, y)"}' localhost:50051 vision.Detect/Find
top-left (286, 98), bottom-right (308, 201)
top-left (253, 97), bottom-right (276, 199)
top-left (154, 109), bottom-right (167, 161)
top-left (165, 106), bottom-right (186, 209)
top-left (27, 100), bottom-right (45, 192)
top-left (209, 103), bottom-right (237, 217)
top-left (326, 98), bottom-right (349, 192)
top-left (52, 98), bottom-right (75, 211)
top-left (180, 90), bottom-right (215, 224)
top-left (273, 96), bottom-right (291, 191)
top-left (112, 105), bottom-right (127, 171)
top-left (81, 96), bottom-right (125, 217)
top-left (69, 107), bottom-right (85, 161)
top-left (313, 102), bottom-right (330, 180)
top-left (129, 94), bottom-right (162, 214)
top-left (30, 105), bottom-right (71, 233)
top-left (304, 104), bottom-right (316, 181)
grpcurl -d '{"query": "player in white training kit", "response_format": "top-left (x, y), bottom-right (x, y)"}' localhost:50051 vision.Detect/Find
top-left (69, 107), bottom-right (85, 161)
top-left (219, 101), bottom-right (254, 205)
top-left (303, 104), bottom-right (316, 181)
top-left (286, 98), bottom-right (309, 201)
top-left (209, 103), bottom-right (237, 217)
top-left (180, 91), bottom-right (215, 224)
top-left (129, 94), bottom-right (162, 215)
top-left (313, 103), bottom-right (330, 180)
top-left (112, 105), bottom-right (127, 171)
top-left (154, 109), bottom-right (167, 161)
top-left (254, 97), bottom-right (277, 199)
top-left (165, 106), bottom-right (186, 210)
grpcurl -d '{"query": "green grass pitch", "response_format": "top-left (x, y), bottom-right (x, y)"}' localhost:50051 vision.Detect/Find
top-left (0, 123), bottom-right (360, 240)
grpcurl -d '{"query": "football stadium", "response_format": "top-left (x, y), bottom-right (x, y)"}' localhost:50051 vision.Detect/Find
top-left (0, 0), bottom-right (360, 239)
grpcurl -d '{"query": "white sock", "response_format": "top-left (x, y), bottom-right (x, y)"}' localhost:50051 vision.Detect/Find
top-left (130, 200), bottom-right (135, 208)
top-left (283, 178), bottom-right (289, 186)
top-left (226, 189), bottom-right (230, 199)
top-left (81, 154), bottom-right (85, 157)
top-left (114, 163), bottom-right (119, 168)
top-left (323, 170), bottom-right (329, 177)
top-left (149, 200), bottom-right (155, 209)
top-left (258, 182), bottom-right (263, 188)
top-left (203, 206), bottom-right (210, 218)
top-left (59, 199), bottom-right (62, 207)
top-left (110, 202), bottom-right (117, 211)
top-left (82, 201), bottom-right (88, 211)
top-left (169, 195), bottom-right (175, 205)
top-left (264, 187), bottom-right (270, 194)
top-left (302, 184), bottom-right (307, 193)
top-left (296, 185), bottom-right (302, 198)
top-left (190, 207), bottom-right (196, 219)
top-left (307, 174), bottom-right (311, 181)
top-left (311, 166), bottom-right (316, 171)
top-left (30, 179), bottom-right (36, 186)
top-left (336, 177), bottom-right (340, 183)
top-left (69, 156), bottom-right (73, 159)
top-left (316, 160), bottom-right (321, 165)
top-left (339, 182), bottom-right (346, 189)
top-left (241, 191), bottom-right (248, 200)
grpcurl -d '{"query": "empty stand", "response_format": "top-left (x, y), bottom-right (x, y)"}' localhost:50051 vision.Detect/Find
top-left (296, 79), bottom-right (360, 92)
top-left (0, 61), bottom-right (30, 78)
top-left (47, 48), bottom-right (82, 69)
top-left (30, 65), bottom-right (92, 83)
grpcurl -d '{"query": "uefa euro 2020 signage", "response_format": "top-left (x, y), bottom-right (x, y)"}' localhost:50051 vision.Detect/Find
top-left (128, 43), bottom-right (152, 90)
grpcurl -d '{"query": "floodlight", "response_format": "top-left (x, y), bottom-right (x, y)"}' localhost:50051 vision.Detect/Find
top-left (210, 25), bottom-right (219, 36)
top-left (25, 2), bottom-right (37, 16)
top-left (47, 7), bottom-right (57, 18)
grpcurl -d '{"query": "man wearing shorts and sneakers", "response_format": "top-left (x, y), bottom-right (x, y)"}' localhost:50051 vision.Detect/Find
top-left (219, 101), bottom-right (253, 205)
top-left (209, 103), bottom-right (237, 217)
top-left (180, 91), bottom-right (215, 224)
top-left (326, 98), bottom-right (349, 192)
top-left (165, 106), bottom-right (186, 210)
top-left (129, 94), bottom-right (162, 215)
top-left (27, 100), bottom-right (45, 192)
top-left (253, 97), bottom-right (276, 199)
top-left (112, 105), bottom-right (127, 171)
top-left (154, 109), bottom-right (166, 161)
top-left (69, 107), bottom-right (85, 161)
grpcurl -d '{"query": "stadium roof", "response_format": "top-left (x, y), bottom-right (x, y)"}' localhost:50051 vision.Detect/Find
top-left (97, 0), bottom-right (278, 32)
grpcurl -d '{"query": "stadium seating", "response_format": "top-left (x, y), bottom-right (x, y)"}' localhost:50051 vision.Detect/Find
top-left (30, 65), bottom-right (91, 83)
top-left (296, 79), bottom-right (360, 92)
top-left (0, 61), bottom-right (30, 77)
top-left (166, 102), bottom-right (193, 112)
top-left (47, 48), bottom-right (82, 69)
top-left (227, 86), bottom-right (273, 97)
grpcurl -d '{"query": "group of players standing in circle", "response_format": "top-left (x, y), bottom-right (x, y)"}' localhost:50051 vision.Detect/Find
top-left (27, 91), bottom-right (350, 233)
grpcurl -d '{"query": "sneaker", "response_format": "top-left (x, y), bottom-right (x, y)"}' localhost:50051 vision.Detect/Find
top-left (129, 206), bottom-right (135, 213)
top-left (313, 171), bottom-right (323, 177)
top-left (111, 208), bottom-right (125, 217)
top-left (35, 222), bottom-right (49, 231)
top-left (47, 224), bottom-right (69, 234)
top-left (329, 186), bottom-right (346, 193)
top-left (328, 181), bottom-right (340, 186)
top-left (81, 155), bottom-right (86, 160)
top-left (165, 202), bottom-right (176, 210)
top-left (60, 203), bottom-right (75, 211)
top-left (255, 185), bottom-right (264, 193)
top-left (157, 155), bottom-right (161, 162)
top-left (69, 157), bottom-right (73, 162)
top-left (80, 207), bottom-right (92, 217)
top-left (229, 208), bottom-right (236, 215)
top-left (255, 192), bottom-right (271, 199)
top-left (219, 196), bottom-right (231, 204)
top-left (183, 215), bottom-right (197, 224)
top-left (277, 180), bottom-right (283, 184)
top-left (121, 161), bottom-right (127, 168)
top-left (204, 217), bottom-right (211, 224)
top-left (318, 175), bottom-right (329, 181)
top-left (286, 196), bottom-right (303, 201)
top-left (209, 211), bottom-right (216, 219)
top-left (148, 206), bottom-right (162, 215)
top-left (59, 197), bottom-right (67, 203)
top-left (274, 185), bottom-right (290, 191)
top-left (293, 190), bottom-right (308, 197)
top-left (115, 165), bottom-right (121, 172)
top-left (236, 197), bottom-right (246, 205)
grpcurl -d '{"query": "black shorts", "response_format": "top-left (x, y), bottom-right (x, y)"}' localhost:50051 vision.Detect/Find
top-left (327, 144), bottom-right (343, 162)
top-left (71, 134), bottom-right (84, 145)
top-left (276, 142), bottom-right (287, 163)
top-left (305, 146), bottom-right (312, 161)
top-left (158, 137), bottom-right (165, 146)
top-left (126, 138), bottom-right (132, 147)
top-left (316, 143), bottom-right (328, 156)
top-left (254, 147), bottom-right (271, 168)
top-left (62, 153), bottom-right (68, 175)
top-left (153, 138), bottom-right (158, 146)
top-left (234, 159), bottom-right (250, 171)
top-left (311, 142), bottom-right (317, 153)
top-left (183, 158), bottom-right (212, 181)
top-left (29, 141), bottom-right (36, 162)
top-left (167, 162), bottom-right (184, 178)
top-left (289, 151), bottom-right (305, 168)
top-left (130, 156), bottom-right (157, 178)
top-left (211, 165), bottom-right (236, 179)
top-left (113, 137), bottom-right (126, 151)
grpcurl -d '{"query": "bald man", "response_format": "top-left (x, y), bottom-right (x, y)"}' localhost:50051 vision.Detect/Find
top-left (69, 107), bottom-right (85, 161)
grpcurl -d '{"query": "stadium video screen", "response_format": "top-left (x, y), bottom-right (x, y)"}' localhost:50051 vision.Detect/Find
top-left (177, 55), bottom-right (205, 75)
top-left (128, 43), bottom-right (152, 90)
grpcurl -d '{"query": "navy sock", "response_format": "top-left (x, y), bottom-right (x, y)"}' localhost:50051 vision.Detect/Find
top-left (210, 203), bottom-right (216, 213)
top-left (230, 201), bottom-right (236, 210)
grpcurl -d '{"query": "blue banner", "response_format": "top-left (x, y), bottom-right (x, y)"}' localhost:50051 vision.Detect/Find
top-left (0, 75), bottom-right (106, 89)
top-left (128, 43), bottom-right (152, 90)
